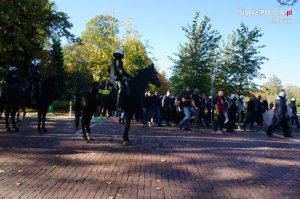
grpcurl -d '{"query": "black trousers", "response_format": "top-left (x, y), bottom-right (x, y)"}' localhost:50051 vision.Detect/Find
top-left (244, 112), bottom-right (254, 129)
top-left (214, 111), bottom-right (225, 131)
top-left (291, 114), bottom-right (300, 127)
top-left (267, 118), bottom-right (291, 136)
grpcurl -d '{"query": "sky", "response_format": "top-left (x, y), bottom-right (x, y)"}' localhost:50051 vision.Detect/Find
top-left (54, 0), bottom-right (300, 87)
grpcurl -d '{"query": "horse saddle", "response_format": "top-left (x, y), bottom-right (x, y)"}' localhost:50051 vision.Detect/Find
top-left (98, 88), bottom-right (111, 95)
top-left (97, 80), bottom-right (112, 95)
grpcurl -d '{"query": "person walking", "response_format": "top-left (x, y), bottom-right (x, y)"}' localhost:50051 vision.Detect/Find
top-left (214, 91), bottom-right (226, 133)
top-left (266, 92), bottom-right (292, 137)
top-left (243, 96), bottom-right (256, 131)
top-left (179, 87), bottom-right (196, 131)
top-left (289, 97), bottom-right (300, 128)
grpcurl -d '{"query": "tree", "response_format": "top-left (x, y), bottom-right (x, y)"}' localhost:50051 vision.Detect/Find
top-left (285, 84), bottom-right (300, 101)
top-left (63, 15), bottom-right (159, 96)
top-left (255, 74), bottom-right (283, 103)
top-left (50, 37), bottom-right (66, 99)
top-left (63, 15), bottom-right (120, 82)
top-left (262, 74), bottom-right (283, 96)
top-left (170, 12), bottom-right (221, 94)
top-left (0, 0), bottom-right (75, 79)
top-left (217, 24), bottom-right (267, 96)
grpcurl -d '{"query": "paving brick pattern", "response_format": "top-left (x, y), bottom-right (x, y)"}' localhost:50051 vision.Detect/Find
top-left (0, 116), bottom-right (299, 199)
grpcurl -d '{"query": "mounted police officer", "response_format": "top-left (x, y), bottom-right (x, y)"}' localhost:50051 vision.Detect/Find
top-left (4, 66), bottom-right (20, 86)
top-left (108, 48), bottom-right (133, 110)
top-left (29, 59), bottom-right (42, 105)
top-left (266, 91), bottom-right (292, 137)
top-left (289, 97), bottom-right (300, 128)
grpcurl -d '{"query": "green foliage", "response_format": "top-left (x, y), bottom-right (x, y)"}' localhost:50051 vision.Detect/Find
top-left (63, 15), bottom-right (157, 96)
top-left (285, 84), bottom-right (300, 101)
top-left (64, 15), bottom-right (120, 82)
top-left (170, 12), bottom-right (268, 97)
top-left (217, 24), bottom-right (267, 96)
top-left (50, 37), bottom-right (66, 99)
top-left (170, 12), bottom-right (221, 94)
top-left (122, 37), bottom-right (152, 76)
top-left (0, 0), bottom-right (75, 79)
top-left (52, 100), bottom-right (70, 111)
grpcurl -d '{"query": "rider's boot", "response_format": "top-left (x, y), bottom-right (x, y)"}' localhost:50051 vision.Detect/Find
top-left (116, 93), bottom-right (123, 112)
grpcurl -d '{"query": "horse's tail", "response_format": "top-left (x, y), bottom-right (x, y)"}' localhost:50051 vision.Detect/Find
top-left (0, 89), bottom-right (4, 118)
top-left (75, 91), bottom-right (81, 129)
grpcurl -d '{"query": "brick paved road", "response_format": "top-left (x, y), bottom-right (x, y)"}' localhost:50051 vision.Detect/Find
top-left (0, 116), bottom-right (299, 199)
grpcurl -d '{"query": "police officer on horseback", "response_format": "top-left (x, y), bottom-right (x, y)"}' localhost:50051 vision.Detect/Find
top-left (108, 48), bottom-right (133, 110)
top-left (4, 66), bottom-right (20, 86)
top-left (29, 59), bottom-right (42, 105)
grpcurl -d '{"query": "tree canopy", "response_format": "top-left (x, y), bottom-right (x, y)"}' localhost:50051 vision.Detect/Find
top-left (170, 12), bottom-right (268, 96)
top-left (217, 23), bottom-right (267, 96)
top-left (63, 15), bottom-right (166, 95)
top-left (0, 0), bottom-right (76, 79)
top-left (170, 12), bottom-right (221, 94)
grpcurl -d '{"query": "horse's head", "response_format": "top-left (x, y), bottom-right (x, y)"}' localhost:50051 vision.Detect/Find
top-left (147, 63), bottom-right (161, 88)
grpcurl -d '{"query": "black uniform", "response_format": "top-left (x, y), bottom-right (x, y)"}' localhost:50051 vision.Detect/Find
top-left (161, 95), bottom-right (172, 125)
top-left (29, 64), bottom-right (42, 104)
top-left (289, 100), bottom-right (300, 128)
top-left (227, 98), bottom-right (237, 132)
top-left (266, 97), bottom-right (291, 137)
top-left (29, 64), bottom-right (42, 83)
top-left (5, 71), bottom-right (20, 86)
top-left (243, 98), bottom-right (256, 130)
top-left (108, 57), bottom-right (132, 109)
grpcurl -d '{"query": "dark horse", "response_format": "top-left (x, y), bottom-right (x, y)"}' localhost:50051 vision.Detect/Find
top-left (1, 83), bottom-right (20, 131)
top-left (75, 63), bottom-right (161, 143)
top-left (2, 76), bottom-right (56, 132)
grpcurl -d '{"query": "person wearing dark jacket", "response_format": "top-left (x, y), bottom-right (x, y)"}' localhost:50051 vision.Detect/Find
top-left (179, 87), bottom-right (195, 131)
top-left (192, 89), bottom-right (201, 127)
top-left (227, 94), bottom-right (237, 133)
top-left (29, 59), bottom-right (42, 105)
top-left (161, 90), bottom-right (172, 125)
top-left (5, 66), bottom-right (20, 86)
top-left (255, 95), bottom-right (263, 126)
top-left (266, 92), bottom-right (292, 137)
top-left (243, 96), bottom-right (256, 130)
top-left (289, 97), bottom-right (300, 128)
top-left (151, 91), bottom-right (162, 127)
top-left (108, 48), bottom-right (133, 110)
top-left (205, 96), bottom-right (214, 126)
top-left (143, 91), bottom-right (152, 126)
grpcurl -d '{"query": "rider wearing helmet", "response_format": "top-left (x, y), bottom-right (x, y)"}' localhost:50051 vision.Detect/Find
top-left (108, 48), bottom-right (133, 110)
top-left (29, 59), bottom-right (42, 105)
top-left (289, 97), bottom-right (300, 128)
top-left (266, 91), bottom-right (292, 137)
top-left (4, 66), bottom-right (20, 86)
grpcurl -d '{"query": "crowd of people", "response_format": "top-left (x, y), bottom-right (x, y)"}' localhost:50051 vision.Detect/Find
top-left (2, 49), bottom-right (298, 139)
top-left (133, 87), bottom-right (298, 137)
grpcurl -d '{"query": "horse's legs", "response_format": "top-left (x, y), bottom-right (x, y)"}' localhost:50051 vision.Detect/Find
top-left (123, 111), bottom-right (133, 142)
top-left (16, 109), bottom-right (20, 122)
top-left (81, 111), bottom-right (87, 140)
top-left (85, 113), bottom-right (94, 142)
top-left (37, 110), bottom-right (42, 132)
top-left (22, 107), bottom-right (26, 119)
top-left (5, 108), bottom-right (10, 131)
top-left (42, 111), bottom-right (47, 132)
top-left (11, 108), bottom-right (18, 131)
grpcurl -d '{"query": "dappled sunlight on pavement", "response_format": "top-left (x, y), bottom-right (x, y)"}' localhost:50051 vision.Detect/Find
top-left (0, 117), bottom-right (299, 198)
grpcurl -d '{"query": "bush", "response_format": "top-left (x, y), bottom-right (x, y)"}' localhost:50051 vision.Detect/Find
top-left (52, 100), bottom-right (71, 111)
